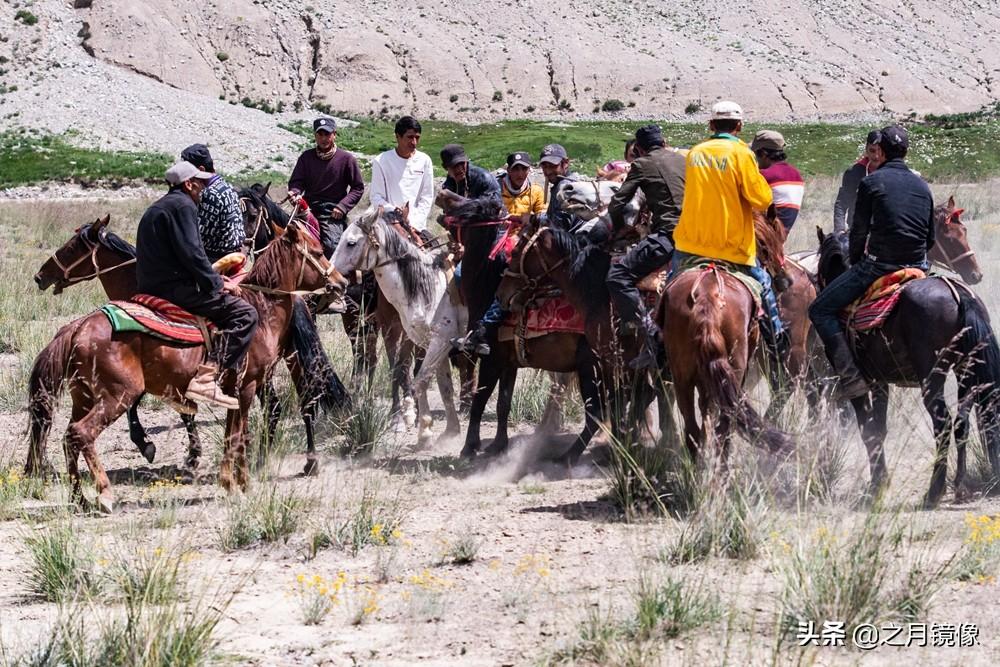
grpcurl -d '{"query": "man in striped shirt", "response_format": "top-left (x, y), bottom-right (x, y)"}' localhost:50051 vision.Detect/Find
top-left (751, 131), bottom-right (804, 237)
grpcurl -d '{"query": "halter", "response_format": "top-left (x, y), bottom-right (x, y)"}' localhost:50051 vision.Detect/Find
top-left (932, 240), bottom-right (977, 276)
top-left (47, 232), bottom-right (137, 288)
top-left (358, 214), bottom-right (449, 271)
top-left (241, 231), bottom-right (337, 297)
top-left (239, 195), bottom-right (269, 257)
top-left (501, 225), bottom-right (569, 304)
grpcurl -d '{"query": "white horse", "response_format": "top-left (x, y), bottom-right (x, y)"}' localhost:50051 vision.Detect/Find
top-left (555, 178), bottom-right (645, 235)
top-left (333, 207), bottom-right (463, 445)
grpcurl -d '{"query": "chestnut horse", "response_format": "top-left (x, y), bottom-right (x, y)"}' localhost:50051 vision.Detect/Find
top-left (659, 214), bottom-right (793, 464)
top-left (815, 227), bottom-right (998, 505)
top-left (25, 223), bottom-right (346, 511)
top-left (32, 214), bottom-right (351, 475)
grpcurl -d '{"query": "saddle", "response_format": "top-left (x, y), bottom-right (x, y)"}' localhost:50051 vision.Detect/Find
top-left (842, 268), bottom-right (925, 332)
top-left (99, 254), bottom-right (250, 345)
top-left (498, 295), bottom-right (585, 341)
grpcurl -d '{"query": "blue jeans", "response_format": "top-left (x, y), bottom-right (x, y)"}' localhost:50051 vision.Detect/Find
top-left (672, 251), bottom-right (784, 338)
top-left (809, 257), bottom-right (922, 342)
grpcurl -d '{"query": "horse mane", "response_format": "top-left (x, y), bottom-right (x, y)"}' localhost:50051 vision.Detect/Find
top-left (80, 223), bottom-right (136, 258)
top-left (816, 231), bottom-right (849, 285)
top-left (241, 184), bottom-right (290, 227)
top-left (243, 222), bottom-right (321, 290)
top-left (752, 210), bottom-right (786, 280)
top-left (545, 227), bottom-right (611, 308)
top-left (373, 210), bottom-right (444, 304)
top-left (449, 197), bottom-right (506, 224)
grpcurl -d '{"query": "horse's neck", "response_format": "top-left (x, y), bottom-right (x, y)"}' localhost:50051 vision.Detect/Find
top-left (98, 250), bottom-right (138, 301)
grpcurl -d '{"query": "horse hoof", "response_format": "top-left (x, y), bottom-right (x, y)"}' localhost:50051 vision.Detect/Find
top-left (483, 441), bottom-right (508, 458)
top-left (141, 444), bottom-right (156, 464)
top-left (459, 446), bottom-right (478, 460)
top-left (97, 493), bottom-right (114, 515)
top-left (402, 398), bottom-right (417, 429)
top-left (303, 458), bottom-right (320, 477)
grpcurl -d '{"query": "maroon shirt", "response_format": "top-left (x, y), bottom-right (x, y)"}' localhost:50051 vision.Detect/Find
top-left (288, 148), bottom-right (365, 214)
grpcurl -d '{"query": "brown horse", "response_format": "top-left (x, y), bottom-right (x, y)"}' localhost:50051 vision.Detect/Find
top-left (659, 213), bottom-right (792, 464)
top-left (32, 214), bottom-right (351, 475)
top-left (26, 222), bottom-right (346, 511)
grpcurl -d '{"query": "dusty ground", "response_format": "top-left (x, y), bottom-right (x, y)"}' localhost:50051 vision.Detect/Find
top-left (0, 180), bottom-right (999, 665)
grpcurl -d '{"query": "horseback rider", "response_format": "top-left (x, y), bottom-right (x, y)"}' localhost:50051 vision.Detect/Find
top-left (287, 117), bottom-right (365, 259)
top-left (832, 130), bottom-right (883, 234)
top-left (809, 125), bottom-right (934, 400)
top-left (136, 162), bottom-right (259, 410)
top-left (370, 116), bottom-right (435, 234)
top-left (534, 143), bottom-right (581, 230)
top-left (671, 101), bottom-right (787, 365)
top-left (179, 144), bottom-right (245, 263)
top-left (499, 151), bottom-right (546, 217)
top-left (750, 131), bottom-right (804, 238)
top-left (606, 124), bottom-right (686, 370)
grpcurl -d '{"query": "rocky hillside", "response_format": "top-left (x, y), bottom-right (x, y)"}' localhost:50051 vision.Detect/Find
top-left (2, 0), bottom-right (999, 169)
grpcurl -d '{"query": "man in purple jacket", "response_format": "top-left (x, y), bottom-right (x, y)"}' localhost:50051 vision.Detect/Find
top-left (288, 117), bottom-right (365, 258)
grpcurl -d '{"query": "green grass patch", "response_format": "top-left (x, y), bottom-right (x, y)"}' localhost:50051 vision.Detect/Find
top-left (0, 129), bottom-right (170, 188)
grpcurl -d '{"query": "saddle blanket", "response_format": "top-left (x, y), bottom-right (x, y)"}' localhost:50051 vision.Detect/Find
top-left (843, 268), bottom-right (925, 332)
top-left (100, 294), bottom-right (211, 344)
top-left (498, 295), bottom-right (585, 341)
top-left (671, 257), bottom-right (763, 308)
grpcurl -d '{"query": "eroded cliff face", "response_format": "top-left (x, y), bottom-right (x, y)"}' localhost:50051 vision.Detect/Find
top-left (73, 0), bottom-right (1000, 120)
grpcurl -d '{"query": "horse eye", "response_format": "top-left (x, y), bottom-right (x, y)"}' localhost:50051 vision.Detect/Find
top-left (347, 240), bottom-right (357, 247)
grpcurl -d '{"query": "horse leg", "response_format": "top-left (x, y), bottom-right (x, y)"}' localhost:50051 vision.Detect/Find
top-left (181, 413), bottom-right (202, 470)
top-left (70, 393), bottom-right (132, 514)
top-left (538, 372), bottom-right (571, 434)
top-left (922, 376), bottom-right (953, 509)
top-left (126, 394), bottom-right (156, 463)
top-left (255, 379), bottom-right (282, 470)
top-left (485, 369), bottom-right (516, 457)
top-left (853, 384), bottom-right (890, 503)
top-left (462, 355), bottom-right (500, 458)
top-left (436, 359), bottom-right (461, 439)
top-left (674, 379), bottom-right (701, 463)
top-left (561, 350), bottom-right (603, 465)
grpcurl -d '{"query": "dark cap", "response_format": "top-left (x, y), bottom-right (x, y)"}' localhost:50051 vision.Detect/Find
top-left (180, 143), bottom-right (213, 171)
top-left (865, 129), bottom-right (882, 145)
top-left (506, 151), bottom-right (532, 168)
top-left (539, 143), bottom-right (568, 164)
top-left (313, 117), bottom-right (337, 133)
top-left (440, 144), bottom-right (469, 168)
top-left (876, 125), bottom-right (908, 151)
top-left (635, 124), bottom-right (664, 151)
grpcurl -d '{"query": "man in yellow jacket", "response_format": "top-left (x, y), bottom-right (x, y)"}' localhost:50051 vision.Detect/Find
top-left (672, 100), bottom-right (787, 363)
top-left (500, 151), bottom-right (546, 216)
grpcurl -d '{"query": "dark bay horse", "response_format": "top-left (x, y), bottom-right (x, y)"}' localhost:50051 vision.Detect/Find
top-left (444, 199), bottom-right (604, 462)
top-left (32, 214), bottom-right (351, 475)
top-left (26, 223), bottom-right (346, 512)
top-left (815, 228), bottom-right (999, 505)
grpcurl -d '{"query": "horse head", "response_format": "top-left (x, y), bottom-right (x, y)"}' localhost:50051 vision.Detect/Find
top-left (333, 207), bottom-right (384, 275)
top-left (35, 214), bottom-right (119, 294)
top-left (931, 196), bottom-right (982, 284)
top-left (239, 184), bottom-right (284, 255)
top-left (253, 220), bottom-right (346, 300)
top-left (815, 226), bottom-right (850, 290)
top-left (497, 225), bottom-right (580, 312)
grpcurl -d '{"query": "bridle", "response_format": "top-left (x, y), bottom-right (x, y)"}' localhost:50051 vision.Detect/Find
top-left (931, 214), bottom-right (977, 276)
top-left (501, 225), bottom-right (569, 302)
top-left (47, 232), bottom-right (136, 289)
top-left (241, 231), bottom-right (338, 298)
top-left (239, 195), bottom-right (269, 257)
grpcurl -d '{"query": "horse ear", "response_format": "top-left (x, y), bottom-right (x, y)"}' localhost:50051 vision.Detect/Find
top-left (816, 226), bottom-right (826, 244)
top-left (96, 214), bottom-right (110, 230)
top-left (284, 221), bottom-right (300, 243)
top-left (947, 195), bottom-right (956, 210)
top-left (263, 182), bottom-right (271, 197)
top-left (953, 208), bottom-right (966, 222)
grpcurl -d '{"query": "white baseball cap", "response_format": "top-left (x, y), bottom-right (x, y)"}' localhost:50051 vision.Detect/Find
top-left (710, 100), bottom-right (744, 120)
top-left (165, 161), bottom-right (212, 185)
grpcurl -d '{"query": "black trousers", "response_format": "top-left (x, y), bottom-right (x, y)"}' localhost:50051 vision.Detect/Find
top-left (162, 285), bottom-right (259, 371)
top-left (606, 231), bottom-right (673, 325)
top-left (311, 204), bottom-right (345, 259)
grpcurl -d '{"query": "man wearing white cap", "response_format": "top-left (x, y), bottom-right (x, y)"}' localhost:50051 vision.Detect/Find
top-left (135, 161), bottom-right (259, 410)
top-left (672, 101), bottom-right (787, 366)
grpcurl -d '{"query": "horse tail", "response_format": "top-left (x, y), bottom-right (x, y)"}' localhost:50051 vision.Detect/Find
top-left (290, 297), bottom-right (352, 415)
top-left (692, 272), bottom-right (791, 453)
top-left (26, 320), bottom-right (82, 475)
top-left (955, 288), bottom-right (1000, 478)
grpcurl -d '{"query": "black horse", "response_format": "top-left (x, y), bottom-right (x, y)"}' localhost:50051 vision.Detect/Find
top-left (815, 229), bottom-right (1000, 505)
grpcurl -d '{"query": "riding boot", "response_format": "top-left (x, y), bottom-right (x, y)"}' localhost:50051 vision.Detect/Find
top-left (822, 332), bottom-right (870, 400)
top-left (450, 320), bottom-right (493, 357)
top-left (184, 363), bottom-right (240, 411)
top-left (628, 314), bottom-right (662, 371)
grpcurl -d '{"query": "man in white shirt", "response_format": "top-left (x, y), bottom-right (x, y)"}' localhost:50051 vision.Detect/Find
top-left (369, 116), bottom-right (435, 231)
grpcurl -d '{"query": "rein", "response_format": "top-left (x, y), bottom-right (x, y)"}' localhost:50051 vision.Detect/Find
top-left (49, 235), bottom-right (136, 287)
top-left (932, 244), bottom-right (977, 276)
top-left (241, 236), bottom-right (337, 298)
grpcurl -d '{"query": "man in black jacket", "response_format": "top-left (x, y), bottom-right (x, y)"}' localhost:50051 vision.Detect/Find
top-left (606, 124), bottom-right (686, 369)
top-left (136, 161), bottom-right (259, 410)
top-left (809, 126), bottom-right (934, 399)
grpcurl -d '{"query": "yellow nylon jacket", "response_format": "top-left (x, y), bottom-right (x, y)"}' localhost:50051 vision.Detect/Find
top-left (673, 133), bottom-right (773, 266)
top-left (501, 180), bottom-right (546, 216)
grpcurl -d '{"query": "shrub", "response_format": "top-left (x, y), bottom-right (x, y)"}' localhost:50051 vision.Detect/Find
top-left (219, 484), bottom-right (311, 550)
top-left (215, 52), bottom-right (229, 62)
top-left (449, 94), bottom-right (459, 103)
top-left (601, 99), bottom-right (625, 112)
top-left (684, 101), bottom-right (702, 114)
top-left (666, 477), bottom-right (769, 563)
top-left (15, 10), bottom-right (39, 26)
top-left (492, 90), bottom-right (503, 102)
top-left (23, 520), bottom-right (101, 602)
